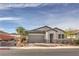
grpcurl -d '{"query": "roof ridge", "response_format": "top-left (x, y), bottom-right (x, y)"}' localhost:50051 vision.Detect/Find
top-left (54, 27), bottom-right (65, 32)
top-left (31, 26), bottom-right (57, 32)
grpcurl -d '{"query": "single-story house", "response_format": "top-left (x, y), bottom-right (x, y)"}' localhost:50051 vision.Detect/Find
top-left (28, 26), bottom-right (68, 43)
top-left (11, 26), bottom-right (71, 44)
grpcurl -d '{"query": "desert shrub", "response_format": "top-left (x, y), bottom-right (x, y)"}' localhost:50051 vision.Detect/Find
top-left (74, 39), bottom-right (79, 45)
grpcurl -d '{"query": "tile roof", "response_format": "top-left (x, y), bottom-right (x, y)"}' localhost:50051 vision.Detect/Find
top-left (0, 34), bottom-right (15, 40)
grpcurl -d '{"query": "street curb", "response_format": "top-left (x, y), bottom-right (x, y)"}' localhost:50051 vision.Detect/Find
top-left (0, 46), bottom-right (79, 50)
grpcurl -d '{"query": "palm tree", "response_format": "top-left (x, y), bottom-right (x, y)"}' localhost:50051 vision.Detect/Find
top-left (16, 27), bottom-right (28, 47)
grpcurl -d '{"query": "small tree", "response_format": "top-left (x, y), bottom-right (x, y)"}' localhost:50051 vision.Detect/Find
top-left (16, 27), bottom-right (28, 47)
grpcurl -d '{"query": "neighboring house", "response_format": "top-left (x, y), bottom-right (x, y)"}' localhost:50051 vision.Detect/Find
top-left (76, 32), bottom-right (79, 39)
top-left (28, 26), bottom-right (67, 43)
top-left (66, 30), bottom-right (79, 40)
top-left (0, 33), bottom-right (16, 46)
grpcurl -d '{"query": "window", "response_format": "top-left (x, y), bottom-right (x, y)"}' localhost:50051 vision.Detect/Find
top-left (58, 34), bottom-right (64, 39)
top-left (62, 34), bottom-right (64, 39)
top-left (58, 34), bottom-right (61, 39)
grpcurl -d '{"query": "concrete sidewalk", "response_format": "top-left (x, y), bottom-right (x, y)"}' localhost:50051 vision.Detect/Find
top-left (0, 46), bottom-right (79, 50)
top-left (0, 43), bottom-right (79, 50)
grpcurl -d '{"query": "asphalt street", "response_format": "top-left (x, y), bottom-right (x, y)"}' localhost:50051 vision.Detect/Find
top-left (0, 48), bottom-right (79, 56)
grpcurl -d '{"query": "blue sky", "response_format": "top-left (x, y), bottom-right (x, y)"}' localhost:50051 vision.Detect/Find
top-left (0, 3), bottom-right (79, 33)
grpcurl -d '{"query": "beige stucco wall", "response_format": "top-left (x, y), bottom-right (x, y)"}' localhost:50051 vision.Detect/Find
top-left (55, 30), bottom-right (66, 40)
top-left (28, 28), bottom-right (67, 43)
top-left (45, 29), bottom-right (66, 43)
top-left (45, 30), bottom-right (57, 43)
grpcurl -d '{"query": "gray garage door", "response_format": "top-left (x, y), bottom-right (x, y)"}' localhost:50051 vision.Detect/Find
top-left (29, 35), bottom-right (44, 43)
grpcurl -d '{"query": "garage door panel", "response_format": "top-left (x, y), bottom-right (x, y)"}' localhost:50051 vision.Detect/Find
top-left (29, 35), bottom-right (44, 43)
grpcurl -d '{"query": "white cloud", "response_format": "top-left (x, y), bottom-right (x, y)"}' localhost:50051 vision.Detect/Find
top-left (46, 17), bottom-right (79, 30)
top-left (0, 27), bottom-right (5, 31)
top-left (0, 17), bottom-right (24, 32)
top-left (40, 11), bottom-right (79, 30)
top-left (0, 17), bottom-right (26, 28)
top-left (0, 3), bottom-right (41, 9)
top-left (58, 18), bottom-right (79, 29)
top-left (0, 17), bottom-right (22, 21)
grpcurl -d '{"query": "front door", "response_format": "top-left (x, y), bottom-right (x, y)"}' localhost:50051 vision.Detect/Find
top-left (50, 34), bottom-right (53, 43)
